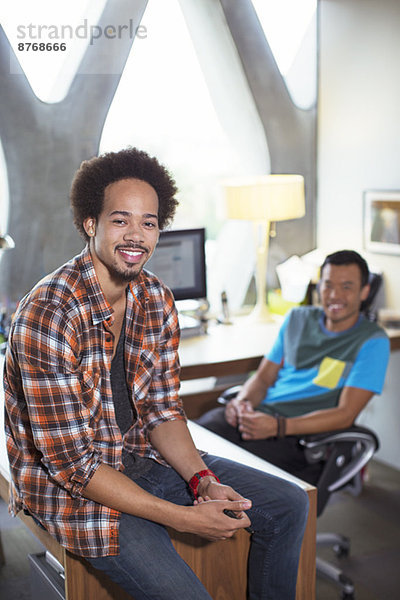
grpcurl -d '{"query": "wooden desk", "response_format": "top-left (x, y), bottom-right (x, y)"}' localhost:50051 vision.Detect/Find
top-left (180, 319), bottom-right (280, 379)
top-left (385, 326), bottom-right (400, 351)
top-left (179, 318), bottom-right (400, 418)
top-left (187, 422), bottom-right (317, 600)
top-left (179, 319), bottom-right (280, 418)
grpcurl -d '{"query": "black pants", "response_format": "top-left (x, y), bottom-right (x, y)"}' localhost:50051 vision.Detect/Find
top-left (196, 407), bottom-right (323, 486)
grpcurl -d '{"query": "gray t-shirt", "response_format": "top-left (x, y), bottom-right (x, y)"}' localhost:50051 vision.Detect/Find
top-left (110, 316), bottom-right (153, 480)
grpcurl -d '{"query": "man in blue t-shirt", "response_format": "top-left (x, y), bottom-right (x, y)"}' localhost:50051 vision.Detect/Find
top-left (197, 250), bottom-right (390, 484)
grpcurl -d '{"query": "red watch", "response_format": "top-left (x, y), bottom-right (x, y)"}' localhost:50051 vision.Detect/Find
top-left (188, 469), bottom-right (220, 499)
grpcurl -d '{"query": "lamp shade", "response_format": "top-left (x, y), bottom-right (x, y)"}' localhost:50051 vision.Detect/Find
top-left (224, 174), bottom-right (305, 222)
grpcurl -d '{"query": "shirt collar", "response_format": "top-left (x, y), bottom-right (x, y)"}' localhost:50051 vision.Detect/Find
top-left (76, 246), bottom-right (112, 325)
top-left (128, 271), bottom-right (150, 306)
top-left (319, 310), bottom-right (364, 337)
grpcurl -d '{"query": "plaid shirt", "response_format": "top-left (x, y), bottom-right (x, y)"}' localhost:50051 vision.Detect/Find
top-left (4, 247), bottom-right (185, 557)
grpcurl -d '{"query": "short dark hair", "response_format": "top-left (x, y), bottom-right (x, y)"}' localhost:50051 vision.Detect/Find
top-left (70, 147), bottom-right (179, 241)
top-left (321, 250), bottom-right (370, 287)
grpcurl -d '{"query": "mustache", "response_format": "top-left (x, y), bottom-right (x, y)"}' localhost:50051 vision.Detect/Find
top-left (115, 243), bottom-right (149, 254)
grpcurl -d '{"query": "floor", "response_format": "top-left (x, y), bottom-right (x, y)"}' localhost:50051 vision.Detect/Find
top-left (0, 502), bottom-right (45, 600)
top-left (315, 459), bottom-right (400, 600)
top-left (0, 459), bottom-right (399, 600)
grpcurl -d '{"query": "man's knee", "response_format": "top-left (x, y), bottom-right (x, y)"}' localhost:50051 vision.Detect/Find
top-left (283, 481), bottom-right (309, 528)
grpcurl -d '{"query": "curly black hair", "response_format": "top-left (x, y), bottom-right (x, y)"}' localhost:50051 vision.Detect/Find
top-left (70, 147), bottom-right (179, 241)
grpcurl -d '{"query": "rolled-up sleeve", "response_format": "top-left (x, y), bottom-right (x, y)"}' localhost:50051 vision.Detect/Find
top-left (146, 316), bottom-right (185, 428)
top-left (9, 301), bottom-right (103, 498)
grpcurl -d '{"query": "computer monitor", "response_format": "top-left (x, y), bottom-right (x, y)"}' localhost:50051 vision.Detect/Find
top-left (145, 228), bottom-right (207, 301)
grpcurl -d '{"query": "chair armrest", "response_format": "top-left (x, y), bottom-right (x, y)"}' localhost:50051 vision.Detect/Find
top-left (215, 394), bottom-right (380, 515)
top-left (298, 425), bottom-right (379, 447)
top-left (217, 385), bottom-right (243, 405)
top-left (299, 426), bottom-right (379, 493)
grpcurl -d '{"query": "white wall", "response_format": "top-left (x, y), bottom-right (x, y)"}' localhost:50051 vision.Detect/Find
top-left (318, 0), bottom-right (400, 469)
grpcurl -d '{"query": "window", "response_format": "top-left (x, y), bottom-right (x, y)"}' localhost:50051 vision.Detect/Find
top-left (251, 0), bottom-right (318, 109)
top-left (2, 0), bottom-right (106, 103)
top-left (99, 0), bottom-right (269, 237)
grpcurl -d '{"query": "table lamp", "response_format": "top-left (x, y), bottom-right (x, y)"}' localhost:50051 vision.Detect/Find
top-left (224, 174), bottom-right (305, 321)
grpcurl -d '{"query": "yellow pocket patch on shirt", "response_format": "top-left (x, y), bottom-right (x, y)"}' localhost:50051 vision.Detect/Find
top-left (313, 357), bottom-right (346, 389)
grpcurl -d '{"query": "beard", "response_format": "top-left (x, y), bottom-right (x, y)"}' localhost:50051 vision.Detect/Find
top-left (91, 242), bottom-right (152, 285)
top-left (109, 245), bottom-right (151, 283)
top-left (108, 261), bottom-right (144, 283)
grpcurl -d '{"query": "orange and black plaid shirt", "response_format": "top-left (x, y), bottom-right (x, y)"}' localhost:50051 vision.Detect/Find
top-left (4, 247), bottom-right (185, 557)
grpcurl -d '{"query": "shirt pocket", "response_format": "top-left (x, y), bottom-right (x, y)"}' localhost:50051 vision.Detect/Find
top-left (313, 357), bottom-right (346, 389)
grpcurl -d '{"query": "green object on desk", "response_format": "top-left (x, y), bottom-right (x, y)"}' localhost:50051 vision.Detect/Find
top-left (267, 289), bottom-right (301, 316)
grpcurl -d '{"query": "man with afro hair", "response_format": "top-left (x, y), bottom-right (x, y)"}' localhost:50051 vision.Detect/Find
top-left (4, 147), bottom-right (308, 600)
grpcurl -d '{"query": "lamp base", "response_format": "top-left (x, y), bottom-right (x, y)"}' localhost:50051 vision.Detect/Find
top-left (246, 301), bottom-right (275, 323)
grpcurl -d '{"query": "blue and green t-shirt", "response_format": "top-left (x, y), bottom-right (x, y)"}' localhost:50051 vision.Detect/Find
top-left (260, 307), bottom-right (390, 417)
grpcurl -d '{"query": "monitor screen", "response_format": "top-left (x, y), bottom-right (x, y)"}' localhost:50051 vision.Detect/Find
top-left (145, 228), bottom-right (207, 301)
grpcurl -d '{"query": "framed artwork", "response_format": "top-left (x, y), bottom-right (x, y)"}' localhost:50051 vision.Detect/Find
top-left (363, 190), bottom-right (400, 254)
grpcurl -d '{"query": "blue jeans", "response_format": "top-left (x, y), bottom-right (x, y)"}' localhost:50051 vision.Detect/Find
top-left (87, 455), bottom-right (309, 600)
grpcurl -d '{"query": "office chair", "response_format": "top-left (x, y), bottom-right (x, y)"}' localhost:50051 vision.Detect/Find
top-left (299, 426), bottom-right (379, 600)
top-left (361, 271), bottom-right (382, 321)
top-left (217, 387), bottom-right (379, 600)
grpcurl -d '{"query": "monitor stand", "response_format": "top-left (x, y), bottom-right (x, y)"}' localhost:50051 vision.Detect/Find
top-left (177, 299), bottom-right (209, 339)
top-left (179, 314), bottom-right (204, 338)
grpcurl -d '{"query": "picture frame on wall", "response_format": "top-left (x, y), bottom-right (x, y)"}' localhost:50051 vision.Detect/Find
top-left (363, 190), bottom-right (400, 255)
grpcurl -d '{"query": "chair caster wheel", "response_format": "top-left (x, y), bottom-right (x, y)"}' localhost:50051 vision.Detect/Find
top-left (334, 543), bottom-right (350, 557)
top-left (333, 539), bottom-right (350, 557)
top-left (338, 573), bottom-right (354, 599)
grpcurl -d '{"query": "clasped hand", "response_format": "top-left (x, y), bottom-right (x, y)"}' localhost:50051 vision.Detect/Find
top-left (225, 398), bottom-right (277, 440)
top-left (191, 480), bottom-right (252, 541)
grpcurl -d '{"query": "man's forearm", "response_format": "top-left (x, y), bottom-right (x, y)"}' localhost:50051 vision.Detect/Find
top-left (237, 358), bottom-right (280, 408)
top-left (237, 373), bottom-right (268, 408)
top-left (285, 387), bottom-right (374, 436)
top-left (149, 419), bottom-right (209, 481)
top-left (285, 408), bottom-right (354, 436)
top-left (82, 462), bottom-right (189, 529)
top-left (82, 421), bottom-right (208, 516)
top-left (82, 442), bottom-right (251, 541)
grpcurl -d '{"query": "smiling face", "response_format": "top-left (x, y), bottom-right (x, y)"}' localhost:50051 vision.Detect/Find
top-left (84, 178), bottom-right (160, 291)
top-left (319, 263), bottom-right (370, 332)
